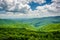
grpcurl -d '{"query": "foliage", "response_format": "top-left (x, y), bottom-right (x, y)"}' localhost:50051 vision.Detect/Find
top-left (0, 28), bottom-right (60, 40)
top-left (0, 19), bottom-right (60, 40)
top-left (39, 23), bottom-right (60, 32)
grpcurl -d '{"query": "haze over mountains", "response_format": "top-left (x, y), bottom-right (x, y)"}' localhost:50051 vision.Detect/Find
top-left (0, 16), bottom-right (60, 27)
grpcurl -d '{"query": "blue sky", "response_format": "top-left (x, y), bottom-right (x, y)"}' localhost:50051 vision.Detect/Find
top-left (29, 0), bottom-right (52, 10)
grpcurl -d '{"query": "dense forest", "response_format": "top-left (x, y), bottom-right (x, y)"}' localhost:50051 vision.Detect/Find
top-left (0, 19), bottom-right (60, 40)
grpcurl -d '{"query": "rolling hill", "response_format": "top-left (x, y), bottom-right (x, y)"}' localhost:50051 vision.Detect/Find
top-left (39, 23), bottom-right (60, 32)
top-left (0, 16), bottom-right (60, 31)
top-left (0, 16), bottom-right (60, 27)
top-left (0, 16), bottom-right (60, 40)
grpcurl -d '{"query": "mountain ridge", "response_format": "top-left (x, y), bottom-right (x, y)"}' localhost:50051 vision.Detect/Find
top-left (0, 16), bottom-right (60, 27)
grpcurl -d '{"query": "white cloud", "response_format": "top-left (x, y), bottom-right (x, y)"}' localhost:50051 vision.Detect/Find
top-left (0, 0), bottom-right (45, 11)
top-left (32, 0), bottom-right (46, 4)
top-left (36, 0), bottom-right (60, 15)
top-left (0, 0), bottom-right (60, 19)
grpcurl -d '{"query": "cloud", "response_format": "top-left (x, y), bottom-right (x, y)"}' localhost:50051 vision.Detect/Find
top-left (36, 0), bottom-right (60, 15)
top-left (0, 0), bottom-right (45, 11)
top-left (0, 0), bottom-right (60, 19)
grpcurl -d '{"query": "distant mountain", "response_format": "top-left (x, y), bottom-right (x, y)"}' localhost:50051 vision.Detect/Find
top-left (0, 16), bottom-right (60, 27)
top-left (14, 16), bottom-right (60, 27)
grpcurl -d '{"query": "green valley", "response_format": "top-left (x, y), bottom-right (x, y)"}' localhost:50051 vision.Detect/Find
top-left (0, 16), bottom-right (60, 40)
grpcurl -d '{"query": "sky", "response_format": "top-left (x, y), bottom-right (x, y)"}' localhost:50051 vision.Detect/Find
top-left (0, 0), bottom-right (60, 19)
